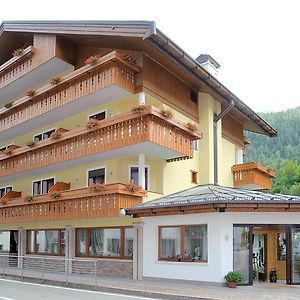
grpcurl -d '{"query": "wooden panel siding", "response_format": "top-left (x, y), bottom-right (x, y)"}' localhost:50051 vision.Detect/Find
top-left (232, 162), bottom-right (276, 190)
top-left (0, 46), bottom-right (35, 90)
top-left (142, 55), bottom-right (198, 120)
top-left (0, 51), bottom-right (138, 133)
top-left (0, 184), bottom-right (144, 223)
top-left (222, 114), bottom-right (244, 146)
top-left (0, 106), bottom-right (201, 177)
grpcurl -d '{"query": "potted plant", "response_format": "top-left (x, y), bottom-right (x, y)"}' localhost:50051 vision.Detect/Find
top-left (49, 192), bottom-right (61, 199)
top-left (50, 131), bottom-right (61, 140)
top-left (86, 118), bottom-right (98, 129)
top-left (24, 195), bottom-right (33, 202)
top-left (224, 271), bottom-right (244, 288)
top-left (131, 105), bottom-right (145, 114)
top-left (12, 48), bottom-right (24, 57)
top-left (160, 107), bottom-right (174, 119)
top-left (125, 181), bottom-right (142, 193)
top-left (26, 141), bottom-right (36, 148)
top-left (4, 101), bottom-right (14, 109)
top-left (3, 148), bottom-right (13, 156)
top-left (25, 90), bottom-right (35, 97)
top-left (90, 182), bottom-right (106, 192)
top-left (49, 76), bottom-right (61, 85)
top-left (84, 55), bottom-right (98, 66)
top-left (186, 122), bottom-right (198, 132)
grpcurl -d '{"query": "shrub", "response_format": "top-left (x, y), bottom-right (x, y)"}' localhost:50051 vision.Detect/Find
top-left (12, 48), bottom-right (24, 56)
top-left (24, 195), bottom-right (33, 202)
top-left (186, 122), bottom-right (198, 132)
top-left (50, 132), bottom-right (61, 140)
top-left (90, 182), bottom-right (106, 192)
top-left (49, 77), bottom-right (61, 85)
top-left (131, 105), bottom-right (145, 114)
top-left (125, 181), bottom-right (142, 192)
top-left (50, 192), bottom-right (61, 199)
top-left (26, 141), bottom-right (36, 148)
top-left (160, 108), bottom-right (174, 119)
top-left (86, 118), bottom-right (98, 129)
top-left (25, 90), bottom-right (35, 97)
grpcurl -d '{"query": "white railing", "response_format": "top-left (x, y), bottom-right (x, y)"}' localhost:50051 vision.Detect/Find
top-left (0, 254), bottom-right (132, 287)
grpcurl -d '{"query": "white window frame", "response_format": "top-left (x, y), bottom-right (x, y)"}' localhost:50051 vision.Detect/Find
top-left (0, 186), bottom-right (13, 198)
top-left (193, 140), bottom-right (198, 151)
top-left (33, 128), bottom-right (56, 142)
top-left (87, 109), bottom-right (107, 121)
top-left (128, 165), bottom-right (150, 190)
top-left (32, 176), bottom-right (55, 195)
top-left (86, 166), bottom-right (107, 187)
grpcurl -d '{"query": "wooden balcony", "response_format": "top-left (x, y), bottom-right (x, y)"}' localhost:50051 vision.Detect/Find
top-left (0, 43), bottom-right (74, 104)
top-left (0, 106), bottom-right (201, 179)
top-left (0, 51), bottom-right (139, 141)
top-left (0, 183), bottom-right (145, 224)
top-left (232, 162), bottom-right (276, 190)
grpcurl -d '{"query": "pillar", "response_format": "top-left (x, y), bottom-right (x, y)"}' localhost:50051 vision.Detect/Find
top-left (65, 225), bottom-right (75, 273)
top-left (138, 153), bottom-right (145, 189)
top-left (17, 227), bottom-right (26, 268)
top-left (133, 222), bottom-right (144, 280)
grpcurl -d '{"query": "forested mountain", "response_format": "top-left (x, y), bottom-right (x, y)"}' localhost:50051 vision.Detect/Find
top-left (245, 106), bottom-right (300, 195)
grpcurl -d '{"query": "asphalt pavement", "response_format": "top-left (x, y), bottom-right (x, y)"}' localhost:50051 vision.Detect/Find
top-left (0, 279), bottom-right (160, 300)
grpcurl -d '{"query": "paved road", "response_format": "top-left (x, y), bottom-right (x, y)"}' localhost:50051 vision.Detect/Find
top-left (0, 279), bottom-right (159, 300)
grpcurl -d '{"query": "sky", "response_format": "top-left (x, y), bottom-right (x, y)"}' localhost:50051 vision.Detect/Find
top-left (1, 0), bottom-right (299, 112)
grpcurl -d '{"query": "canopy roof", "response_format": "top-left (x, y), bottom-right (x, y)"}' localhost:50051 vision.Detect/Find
top-left (126, 184), bottom-right (300, 217)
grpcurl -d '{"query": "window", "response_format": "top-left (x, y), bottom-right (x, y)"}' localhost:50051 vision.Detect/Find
top-left (192, 140), bottom-right (198, 151)
top-left (89, 111), bottom-right (106, 121)
top-left (76, 227), bottom-right (133, 259)
top-left (191, 170), bottom-right (198, 184)
top-left (159, 225), bottom-right (207, 262)
top-left (129, 166), bottom-right (149, 190)
top-left (32, 178), bottom-right (54, 195)
top-left (0, 231), bottom-right (11, 252)
top-left (0, 186), bottom-right (12, 198)
top-left (88, 168), bottom-right (105, 186)
top-left (26, 229), bottom-right (65, 256)
top-left (34, 129), bottom-right (56, 142)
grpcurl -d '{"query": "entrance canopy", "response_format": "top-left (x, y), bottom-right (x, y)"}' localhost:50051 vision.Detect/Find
top-left (126, 184), bottom-right (300, 217)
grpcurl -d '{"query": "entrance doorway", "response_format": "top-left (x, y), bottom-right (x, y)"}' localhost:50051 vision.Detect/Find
top-left (252, 226), bottom-right (286, 283)
top-left (233, 225), bottom-right (300, 285)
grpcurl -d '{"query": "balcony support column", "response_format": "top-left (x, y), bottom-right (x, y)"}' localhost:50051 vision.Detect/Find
top-left (17, 227), bottom-right (26, 268)
top-left (138, 153), bottom-right (146, 189)
top-left (65, 225), bottom-right (75, 274)
top-left (139, 92), bottom-right (145, 105)
top-left (133, 222), bottom-right (144, 280)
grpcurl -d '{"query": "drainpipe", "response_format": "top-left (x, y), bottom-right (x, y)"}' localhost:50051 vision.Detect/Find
top-left (213, 99), bottom-right (235, 185)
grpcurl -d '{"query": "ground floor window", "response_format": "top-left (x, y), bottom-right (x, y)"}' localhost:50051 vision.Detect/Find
top-left (26, 229), bottom-right (65, 256)
top-left (0, 231), bottom-right (11, 252)
top-left (159, 225), bottom-right (208, 262)
top-left (76, 227), bottom-right (133, 259)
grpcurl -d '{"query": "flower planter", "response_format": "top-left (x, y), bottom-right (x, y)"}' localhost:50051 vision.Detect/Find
top-left (228, 281), bottom-right (237, 288)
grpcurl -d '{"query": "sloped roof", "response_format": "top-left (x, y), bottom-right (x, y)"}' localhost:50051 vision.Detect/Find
top-left (0, 20), bottom-right (277, 137)
top-left (126, 184), bottom-right (300, 217)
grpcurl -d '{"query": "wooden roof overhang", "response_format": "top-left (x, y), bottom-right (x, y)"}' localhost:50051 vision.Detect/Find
top-left (126, 201), bottom-right (300, 218)
top-left (0, 20), bottom-right (277, 137)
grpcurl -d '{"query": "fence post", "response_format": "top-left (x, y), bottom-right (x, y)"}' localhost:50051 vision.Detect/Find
top-left (94, 260), bottom-right (97, 288)
top-left (3, 255), bottom-right (6, 277)
top-left (21, 256), bottom-right (24, 280)
top-left (42, 258), bottom-right (44, 283)
top-left (66, 259), bottom-right (69, 287)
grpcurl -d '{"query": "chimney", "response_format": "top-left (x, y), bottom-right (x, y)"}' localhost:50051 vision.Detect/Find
top-left (196, 54), bottom-right (220, 78)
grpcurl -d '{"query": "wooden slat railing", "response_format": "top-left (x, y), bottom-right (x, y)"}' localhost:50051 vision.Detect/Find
top-left (0, 106), bottom-right (201, 178)
top-left (0, 183), bottom-right (144, 223)
top-left (0, 46), bottom-right (35, 90)
top-left (232, 162), bottom-right (276, 190)
top-left (0, 51), bottom-right (138, 133)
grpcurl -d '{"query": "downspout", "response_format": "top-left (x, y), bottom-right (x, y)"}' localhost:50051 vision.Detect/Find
top-left (213, 99), bottom-right (235, 185)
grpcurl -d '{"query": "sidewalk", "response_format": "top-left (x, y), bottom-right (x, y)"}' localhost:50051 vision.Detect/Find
top-left (2, 267), bottom-right (300, 300)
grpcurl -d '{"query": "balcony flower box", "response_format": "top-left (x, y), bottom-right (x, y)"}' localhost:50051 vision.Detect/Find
top-left (90, 182), bottom-right (106, 192)
top-left (84, 55), bottom-right (98, 66)
top-left (125, 181), bottom-right (142, 193)
top-left (160, 108), bottom-right (174, 119)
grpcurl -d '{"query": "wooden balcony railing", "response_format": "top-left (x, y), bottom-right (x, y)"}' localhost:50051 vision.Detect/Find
top-left (0, 183), bottom-right (145, 224)
top-left (0, 51), bottom-right (139, 133)
top-left (0, 106), bottom-right (201, 178)
top-left (232, 162), bottom-right (276, 190)
top-left (0, 46), bottom-right (35, 90)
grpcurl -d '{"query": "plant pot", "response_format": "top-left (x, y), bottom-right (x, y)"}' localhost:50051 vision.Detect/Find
top-left (228, 281), bottom-right (237, 288)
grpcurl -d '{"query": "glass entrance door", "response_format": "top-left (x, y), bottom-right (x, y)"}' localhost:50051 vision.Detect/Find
top-left (291, 227), bottom-right (300, 284)
top-left (233, 226), bottom-right (252, 285)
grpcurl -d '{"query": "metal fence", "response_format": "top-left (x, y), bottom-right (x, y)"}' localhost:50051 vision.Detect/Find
top-left (0, 254), bottom-right (107, 287)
